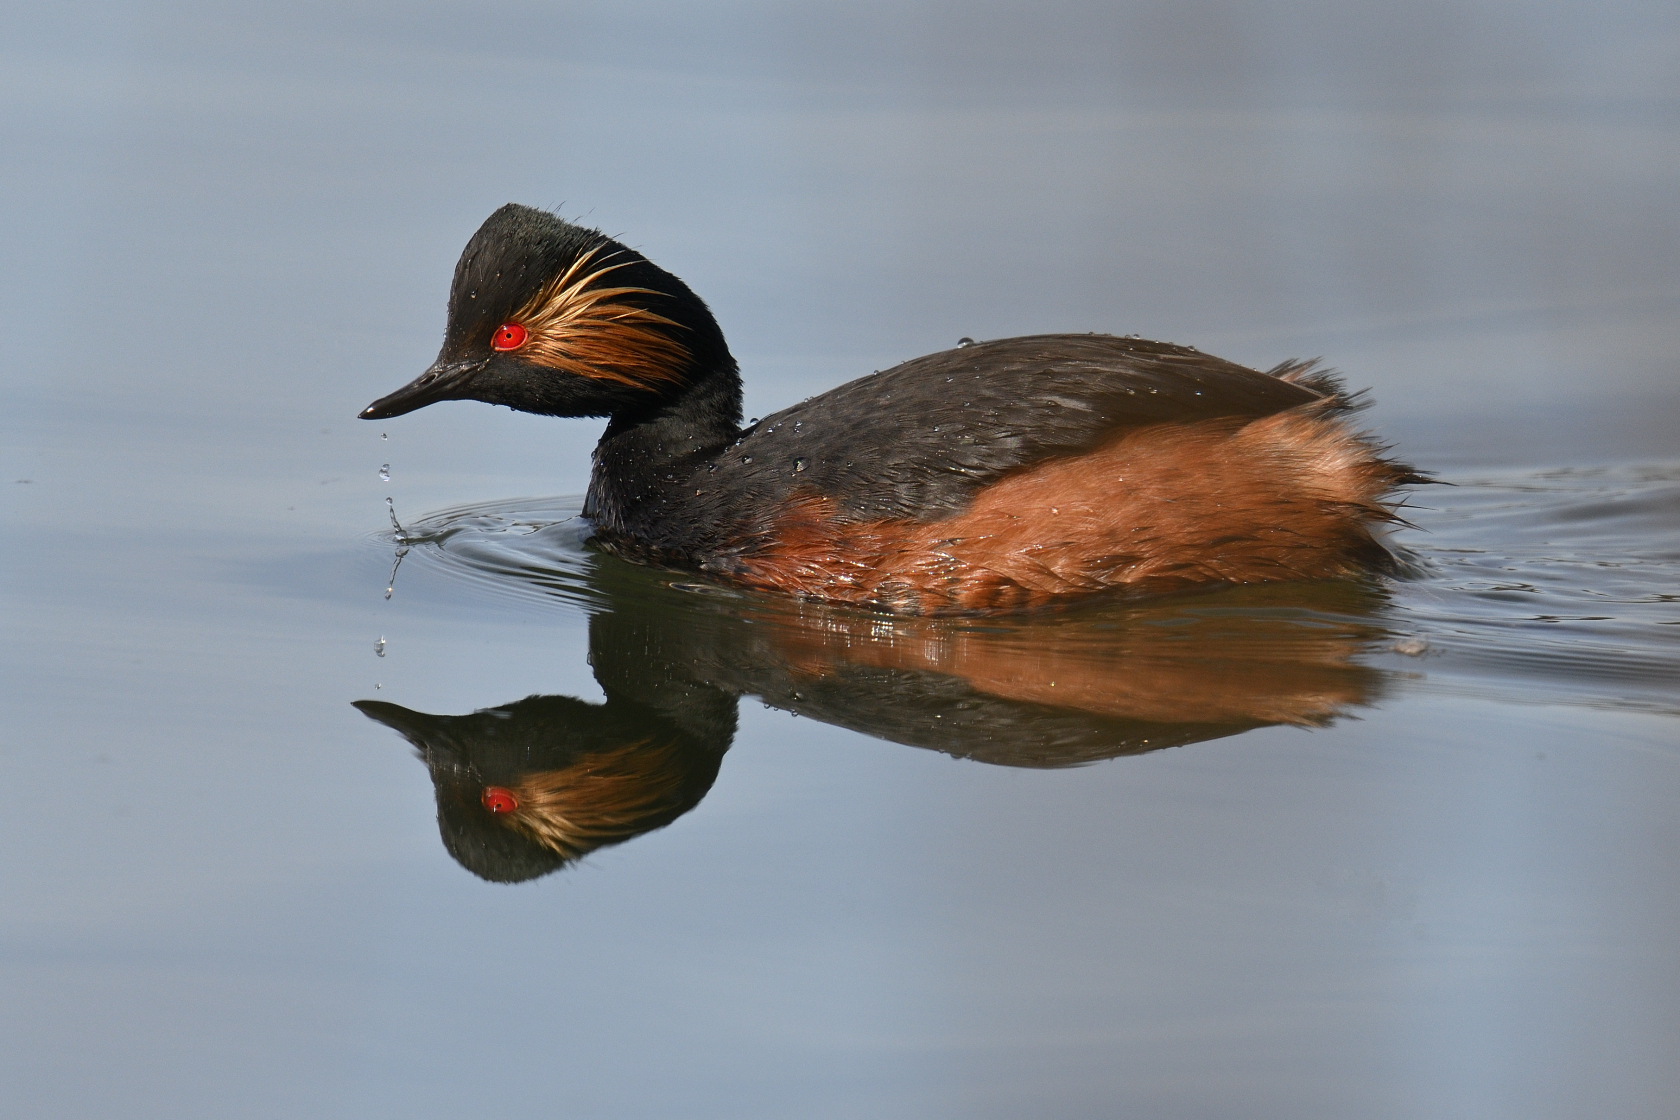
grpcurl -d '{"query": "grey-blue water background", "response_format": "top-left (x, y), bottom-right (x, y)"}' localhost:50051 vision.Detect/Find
top-left (3, 3), bottom-right (1677, 1117)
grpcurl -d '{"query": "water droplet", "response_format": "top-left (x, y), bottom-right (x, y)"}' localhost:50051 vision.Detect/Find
top-left (386, 497), bottom-right (409, 542)
top-left (956, 337), bottom-right (974, 348)
top-left (706, 462), bottom-right (717, 473)
top-left (469, 289), bottom-right (477, 298)
top-left (749, 417), bottom-right (759, 424)
top-left (374, 636), bottom-right (386, 657)
top-left (794, 457), bottom-right (807, 472)
top-left (741, 456), bottom-right (753, 464)
top-left (379, 463), bottom-right (390, 482)
top-left (1392, 637), bottom-right (1429, 656)
top-left (381, 432), bottom-right (387, 440)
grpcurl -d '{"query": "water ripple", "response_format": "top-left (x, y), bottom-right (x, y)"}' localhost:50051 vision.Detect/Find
top-left (1392, 461), bottom-right (1679, 712)
top-left (376, 461), bottom-right (1680, 718)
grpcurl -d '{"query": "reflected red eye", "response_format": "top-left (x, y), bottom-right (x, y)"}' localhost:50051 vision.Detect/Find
top-left (482, 786), bottom-right (519, 814)
top-left (491, 322), bottom-right (528, 351)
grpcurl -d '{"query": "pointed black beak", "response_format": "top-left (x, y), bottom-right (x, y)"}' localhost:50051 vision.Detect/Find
top-left (359, 357), bottom-right (488, 420)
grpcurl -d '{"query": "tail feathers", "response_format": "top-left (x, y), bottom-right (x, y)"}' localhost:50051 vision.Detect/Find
top-left (1269, 358), bottom-right (1352, 404)
top-left (1269, 359), bottom-right (1435, 490)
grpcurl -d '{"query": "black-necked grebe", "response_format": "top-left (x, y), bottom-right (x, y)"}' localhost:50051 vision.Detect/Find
top-left (361, 203), bottom-right (1423, 613)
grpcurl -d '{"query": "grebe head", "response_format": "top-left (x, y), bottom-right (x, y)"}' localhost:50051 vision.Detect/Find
top-left (360, 204), bottom-right (733, 421)
top-left (353, 695), bottom-right (729, 884)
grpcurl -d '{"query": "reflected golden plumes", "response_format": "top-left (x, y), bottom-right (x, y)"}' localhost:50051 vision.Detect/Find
top-left (355, 693), bottom-right (732, 883)
top-left (512, 245), bottom-right (691, 388)
top-left (499, 738), bottom-right (691, 861)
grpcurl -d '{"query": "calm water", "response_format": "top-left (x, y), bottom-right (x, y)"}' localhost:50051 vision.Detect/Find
top-left (4, 3), bottom-right (1678, 1118)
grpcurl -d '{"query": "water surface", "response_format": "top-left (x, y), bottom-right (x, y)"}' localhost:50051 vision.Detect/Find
top-left (3, 3), bottom-right (1677, 1118)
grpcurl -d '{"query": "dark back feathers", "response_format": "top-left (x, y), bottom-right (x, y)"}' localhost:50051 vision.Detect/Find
top-left (667, 335), bottom-right (1328, 547)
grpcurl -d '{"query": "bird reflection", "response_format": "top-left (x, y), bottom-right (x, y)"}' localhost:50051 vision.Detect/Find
top-left (355, 693), bottom-right (731, 883)
top-left (357, 562), bottom-right (1395, 882)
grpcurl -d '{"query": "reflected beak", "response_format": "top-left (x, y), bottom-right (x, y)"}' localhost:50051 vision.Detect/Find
top-left (352, 699), bottom-right (472, 768)
top-left (358, 357), bottom-right (488, 420)
top-left (352, 699), bottom-right (430, 735)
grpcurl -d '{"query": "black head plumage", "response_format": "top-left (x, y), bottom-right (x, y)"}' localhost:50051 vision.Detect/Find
top-left (360, 204), bottom-right (736, 422)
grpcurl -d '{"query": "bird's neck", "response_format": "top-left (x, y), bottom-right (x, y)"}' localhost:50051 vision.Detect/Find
top-left (583, 360), bottom-right (742, 546)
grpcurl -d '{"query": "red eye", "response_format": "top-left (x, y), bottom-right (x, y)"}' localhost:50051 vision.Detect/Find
top-left (482, 786), bottom-right (519, 814)
top-left (491, 322), bottom-right (528, 351)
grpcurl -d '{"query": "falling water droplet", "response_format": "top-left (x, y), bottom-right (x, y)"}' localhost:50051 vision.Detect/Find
top-left (381, 432), bottom-right (387, 440)
top-left (379, 463), bottom-right (390, 482)
top-left (374, 636), bottom-right (386, 657)
top-left (956, 337), bottom-right (974, 348)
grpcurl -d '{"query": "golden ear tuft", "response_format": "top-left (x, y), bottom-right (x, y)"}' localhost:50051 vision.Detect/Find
top-left (496, 738), bottom-right (692, 861)
top-left (510, 246), bottom-right (692, 389)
